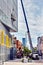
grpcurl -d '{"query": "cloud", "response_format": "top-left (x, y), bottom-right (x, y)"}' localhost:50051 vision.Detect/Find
top-left (18, 0), bottom-right (43, 47)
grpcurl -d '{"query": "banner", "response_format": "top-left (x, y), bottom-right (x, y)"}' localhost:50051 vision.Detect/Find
top-left (0, 30), bottom-right (4, 46)
top-left (6, 35), bottom-right (12, 48)
top-left (0, 30), bottom-right (12, 47)
top-left (0, 31), bottom-right (1, 45)
top-left (8, 38), bottom-right (12, 48)
top-left (6, 35), bottom-right (9, 47)
top-left (8, 37), bottom-right (10, 48)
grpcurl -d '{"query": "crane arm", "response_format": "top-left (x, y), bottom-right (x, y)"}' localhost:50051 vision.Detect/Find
top-left (20, 0), bottom-right (33, 51)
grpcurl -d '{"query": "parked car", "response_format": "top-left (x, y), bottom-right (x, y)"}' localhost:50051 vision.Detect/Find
top-left (29, 53), bottom-right (39, 60)
top-left (32, 53), bottom-right (39, 60)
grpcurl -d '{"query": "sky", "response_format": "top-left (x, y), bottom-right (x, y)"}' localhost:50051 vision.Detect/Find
top-left (11, 0), bottom-right (43, 49)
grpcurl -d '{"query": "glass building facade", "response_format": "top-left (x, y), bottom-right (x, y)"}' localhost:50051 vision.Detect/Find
top-left (22, 38), bottom-right (26, 46)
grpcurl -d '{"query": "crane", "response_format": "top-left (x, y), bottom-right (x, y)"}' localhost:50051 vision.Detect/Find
top-left (20, 0), bottom-right (33, 52)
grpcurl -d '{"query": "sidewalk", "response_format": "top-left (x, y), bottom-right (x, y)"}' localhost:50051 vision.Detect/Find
top-left (4, 62), bottom-right (43, 65)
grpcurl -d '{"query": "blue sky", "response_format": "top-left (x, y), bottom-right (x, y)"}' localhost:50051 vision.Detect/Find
top-left (11, 0), bottom-right (43, 49)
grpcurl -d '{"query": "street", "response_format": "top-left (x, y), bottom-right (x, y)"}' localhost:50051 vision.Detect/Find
top-left (0, 0), bottom-right (43, 65)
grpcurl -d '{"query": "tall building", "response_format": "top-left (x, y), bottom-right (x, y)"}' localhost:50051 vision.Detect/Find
top-left (0, 0), bottom-right (18, 61)
top-left (22, 38), bottom-right (26, 46)
top-left (37, 37), bottom-right (41, 53)
top-left (37, 36), bottom-right (43, 58)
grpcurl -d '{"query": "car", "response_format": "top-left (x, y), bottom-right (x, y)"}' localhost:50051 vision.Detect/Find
top-left (32, 53), bottom-right (39, 60)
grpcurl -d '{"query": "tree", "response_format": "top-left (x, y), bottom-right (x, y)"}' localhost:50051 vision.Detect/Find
top-left (33, 47), bottom-right (37, 52)
top-left (23, 46), bottom-right (32, 56)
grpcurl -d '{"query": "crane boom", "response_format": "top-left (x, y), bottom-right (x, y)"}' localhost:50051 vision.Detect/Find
top-left (20, 0), bottom-right (33, 51)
